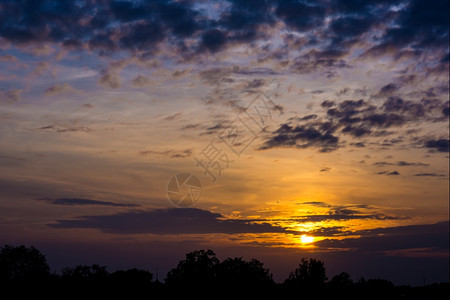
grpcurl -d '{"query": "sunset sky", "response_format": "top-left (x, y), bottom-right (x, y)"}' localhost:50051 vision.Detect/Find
top-left (0, 0), bottom-right (448, 285)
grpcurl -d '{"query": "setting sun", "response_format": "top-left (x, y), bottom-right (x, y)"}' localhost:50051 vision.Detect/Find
top-left (300, 235), bottom-right (314, 244)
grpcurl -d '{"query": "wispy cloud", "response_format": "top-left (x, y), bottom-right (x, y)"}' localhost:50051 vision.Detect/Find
top-left (37, 197), bottom-right (139, 207)
top-left (139, 149), bottom-right (192, 158)
top-left (37, 125), bottom-right (93, 133)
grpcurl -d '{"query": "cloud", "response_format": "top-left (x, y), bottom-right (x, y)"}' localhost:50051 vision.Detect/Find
top-left (0, 154), bottom-right (27, 166)
top-left (375, 83), bottom-right (399, 98)
top-left (44, 83), bottom-right (77, 96)
top-left (181, 123), bottom-right (201, 130)
top-left (0, 89), bottom-right (22, 103)
top-left (37, 197), bottom-right (139, 207)
top-left (258, 123), bottom-right (339, 152)
top-left (163, 112), bottom-right (182, 121)
top-left (351, 142), bottom-right (366, 148)
top-left (290, 49), bottom-right (348, 75)
top-left (82, 103), bottom-right (94, 109)
top-left (275, 0), bottom-right (325, 31)
top-left (315, 221), bottom-right (449, 255)
top-left (28, 44), bottom-right (56, 56)
top-left (424, 139), bottom-right (449, 153)
top-left (300, 201), bottom-right (332, 207)
top-left (0, 54), bottom-right (17, 62)
top-left (38, 125), bottom-right (93, 133)
top-left (374, 161), bottom-right (429, 167)
top-left (294, 202), bottom-right (406, 223)
top-left (364, 0), bottom-right (449, 58)
top-left (291, 211), bottom-right (403, 223)
top-left (0, 0), bottom-right (446, 72)
top-left (48, 208), bottom-right (295, 235)
top-left (376, 171), bottom-right (400, 176)
top-left (139, 149), bottom-right (192, 159)
top-left (414, 173), bottom-right (445, 177)
top-left (98, 72), bottom-right (121, 89)
top-left (200, 120), bottom-right (232, 136)
top-left (396, 161), bottom-right (429, 166)
top-left (131, 75), bottom-right (151, 87)
top-left (261, 94), bottom-right (448, 153)
top-left (200, 29), bottom-right (228, 53)
top-left (321, 100), bottom-right (336, 108)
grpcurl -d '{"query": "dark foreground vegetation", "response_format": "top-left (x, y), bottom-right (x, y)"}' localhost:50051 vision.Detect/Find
top-left (0, 245), bottom-right (448, 299)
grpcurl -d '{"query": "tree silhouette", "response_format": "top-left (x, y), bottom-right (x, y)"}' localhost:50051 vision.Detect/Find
top-left (165, 249), bottom-right (219, 287)
top-left (110, 268), bottom-right (153, 286)
top-left (330, 271), bottom-right (353, 288)
top-left (215, 257), bottom-right (274, 287)
top-left (1, 243), bottom-right (448, 298)
top-left (285, 257), bottom-right (327, 289)
top-left (0, 244), bottom-right (50, 281)
top-left (62, 264), bottom-right (108, 281)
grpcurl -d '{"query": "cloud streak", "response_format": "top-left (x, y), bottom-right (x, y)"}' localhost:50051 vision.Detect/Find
top-left (49, 208), bottom-right (296, 235)
top-left (37, 197), bottom-right (139, 207)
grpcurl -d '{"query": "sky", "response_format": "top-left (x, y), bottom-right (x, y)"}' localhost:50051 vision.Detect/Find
top-left (0, 0), bottom-right (449, 285)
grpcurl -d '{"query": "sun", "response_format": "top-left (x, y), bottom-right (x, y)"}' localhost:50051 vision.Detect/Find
top-left (300, 235), bottom-right (314, 244)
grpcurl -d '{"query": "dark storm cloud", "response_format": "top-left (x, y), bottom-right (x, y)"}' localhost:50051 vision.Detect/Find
top-left (424, 139), bottom-right (449, 153)
top-left (37, 197), bottom-right (139, 207)
top-left (375, 83), bottom-right (399, 98)
top-left (199, 29), bottom-right (228, 53)
top-left (258, 123), bottom-right (339, 152)
top-left (260, 93), bottom-right (448, 153)
top-left (365, 0), bottom-right (449, 56)
top-left (329, 16), bottom-right (375, 38)
top-left (0, 0), bottom-right (447, 71)
top-left (49, 208), bottom-right (295, 235)
top-left (382, 97), bottom-right (447, 119)
top-left (290, 49), bottom-right (349, 75)
top-left (118, 22), bottom-right (165, 52)
top-left (315, 221), bottom-right (449, 254)
top-left (275, 0), bottom-right (326, 31)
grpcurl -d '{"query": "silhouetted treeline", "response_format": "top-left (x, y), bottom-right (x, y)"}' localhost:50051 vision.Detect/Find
top-left (0, 245), bottom-right (448, 299)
